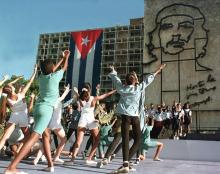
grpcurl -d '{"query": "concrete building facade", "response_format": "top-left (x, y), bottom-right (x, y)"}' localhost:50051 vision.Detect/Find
top-left (100, 18), bottom-right (144, 95)
top-left (36, 18), bottom-right (144, 95)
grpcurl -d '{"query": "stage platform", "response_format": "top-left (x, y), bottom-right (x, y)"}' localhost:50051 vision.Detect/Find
top-left (1, 139), bottom-right (220, 174)
top-left (0, 156), bottom-right (220, 174)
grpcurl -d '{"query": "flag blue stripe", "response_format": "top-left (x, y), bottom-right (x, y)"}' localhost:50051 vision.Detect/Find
top-left (92, 33), bottom-right (103, 96)
top-left (78, 58), bottom-right (87, 92)
top-left (65, 36), bottom-right (75, 101)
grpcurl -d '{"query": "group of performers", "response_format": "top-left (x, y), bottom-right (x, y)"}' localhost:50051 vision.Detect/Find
top-left (0, 50), bottom-right (166, 174)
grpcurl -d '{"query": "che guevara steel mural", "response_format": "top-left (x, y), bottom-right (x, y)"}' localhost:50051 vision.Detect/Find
top-left (146, 3), bottom-right (216, 107)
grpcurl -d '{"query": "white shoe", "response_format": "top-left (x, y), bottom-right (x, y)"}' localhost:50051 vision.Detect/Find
top-left (153, 158), bottom-right (163, 161)
top-left (86, 160), bottom-right (97, 165)
top-left (53, 158), bottom-right (64, 164)
top-left (4, 171), bottom-right (28, 174)
top-left (111, 166), bottom-right (129, 173)
top-left (42, 167), bottom-right (54, 173)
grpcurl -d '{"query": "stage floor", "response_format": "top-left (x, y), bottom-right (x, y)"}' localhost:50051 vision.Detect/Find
top-left (1, 156), bottom-right (220, 174)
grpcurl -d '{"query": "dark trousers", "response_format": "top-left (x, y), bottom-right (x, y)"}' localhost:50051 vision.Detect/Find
top-left (104, 132), bottom-right (121, 158)
top-left (85, 135), bottom-right (93, 152)
top-left (66, 128), bottom-right (78, 152)
top-left (121, 115), bottom-right (141, 162)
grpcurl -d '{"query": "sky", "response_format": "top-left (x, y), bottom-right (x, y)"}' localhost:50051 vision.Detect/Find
top-left (0, 0), bottom-right (144, 79)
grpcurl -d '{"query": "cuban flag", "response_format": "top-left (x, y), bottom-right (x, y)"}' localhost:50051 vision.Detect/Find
top-left (65, 29), bottom-right (103, 101)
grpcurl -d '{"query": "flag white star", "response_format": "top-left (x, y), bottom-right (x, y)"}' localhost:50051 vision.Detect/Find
top-left (81, 36), bottom-right (90, 46)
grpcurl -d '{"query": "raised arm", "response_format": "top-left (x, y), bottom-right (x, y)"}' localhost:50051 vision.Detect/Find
top-left (0, 75), bottom-right (9, 86)
top-left (8, 76), bottom-right (23, 85)
top-left (141, 64), bottom-right (166, 89)
top-left (28, 93), bottom-right (35, 114)
top-left (153, 64), bottom-right (166, 77)
top-left (20, 64), bottom-right (38, 96)
top-left (93, 89), bottom-right (116, 105)
top-left (59, 84), bottom-right (71, 101)
top-left (61, 50), bottom-right (70, 72)
top-left (52, 58), bottom-right (64, 72)
top-left (52, 50), bottom-right (70, 72)
top-left (108, 65), bottom-right (123, 90)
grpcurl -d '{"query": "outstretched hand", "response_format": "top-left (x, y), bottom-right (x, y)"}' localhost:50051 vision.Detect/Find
top-left (159, 64), bottom-right (166, 70)
top-left (3, 75), bottom-right (9, 80)
top-left (30, 93), bottom-right (36, 99)
top-left (63, 50), bottom-right (70, 58)
top-left (109, 65), bottom-right (115, 72)
top-left (64, 84), bottom-right (71, 92)
top-left (96, 84), bottom-right (100, 90)
top-left (154, 64), bottom-right (166, 76)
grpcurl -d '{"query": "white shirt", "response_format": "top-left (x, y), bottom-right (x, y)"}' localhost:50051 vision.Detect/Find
top-left (7, 93), bottom-right (28, 114)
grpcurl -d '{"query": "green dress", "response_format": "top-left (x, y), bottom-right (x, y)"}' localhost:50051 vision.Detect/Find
top-left (141, 125), bottom-right (158, 152)
top-left (33, 69), bottom-right (64, 135)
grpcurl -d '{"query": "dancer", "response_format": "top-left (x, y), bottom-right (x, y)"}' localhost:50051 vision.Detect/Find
top-left (64, 88), bottom-right (116, 165)
top-left (138, 117), bottom-right (164, 161)
top-left (0, 76), bottom-right (23, 124)
top-left (108, 64), bottom-right (166, 173)
top-left (33, 84), bottom-right (71, 165)
top-left (183, 103), bottom-right (192, 137)
top-left (98, 118), bottom-right (117, 159)
top-left (97, 118), bottom-right (137, 168)
top-left (66, 102), bottom-right (81, 154)
top-left (172, 103), bottom-right (184, 140)
top-left (0, 66), bottom-right (37, 151)
top-left (4, 50), bottom-right (70, 174)
top-left (48, 84), bottom-right (71, 163)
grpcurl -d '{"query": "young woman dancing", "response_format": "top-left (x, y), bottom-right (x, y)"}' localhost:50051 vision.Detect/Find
top-left (4, 50), bottom-right (70, 174)
top-left (64, 88), bottom-right (116, 165)
top-left (0, 66), bottom-right (37, 152)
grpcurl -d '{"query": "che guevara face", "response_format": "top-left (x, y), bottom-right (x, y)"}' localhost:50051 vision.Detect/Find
top-left (159, 15), bottom-right (194, 55)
